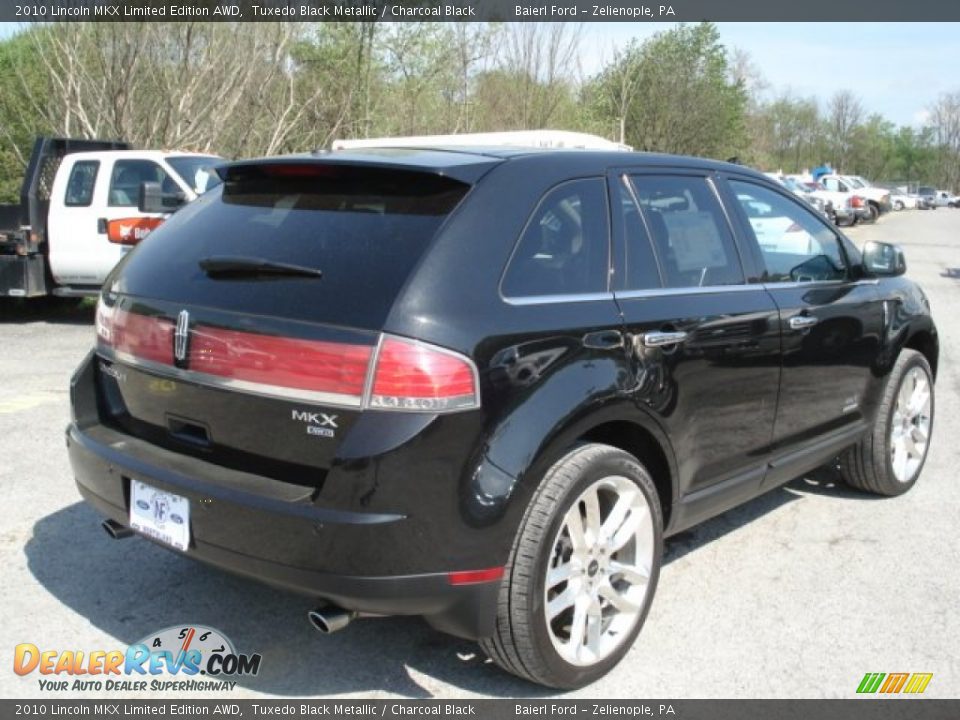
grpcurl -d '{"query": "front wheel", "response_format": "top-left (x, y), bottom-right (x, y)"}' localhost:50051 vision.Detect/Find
top-left (840, 350), bottom-right (934, 495)
top-left (480, 444), bottom-right (663, 689)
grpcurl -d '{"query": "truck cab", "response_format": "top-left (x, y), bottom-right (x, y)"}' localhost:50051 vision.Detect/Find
top-left (0, 137), bottom-right (221, 300)
top-left (47, 150), bottom-right (221, 290)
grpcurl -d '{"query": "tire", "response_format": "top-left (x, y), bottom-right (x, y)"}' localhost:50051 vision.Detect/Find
top-left (862, 203), bottom-right (879, 224)
top-left (480, 443), bottom-right (663, 689)
top-left (894, 201), bottom-right (905, 211)
top-left (839, 350), bottom-right (934, 496)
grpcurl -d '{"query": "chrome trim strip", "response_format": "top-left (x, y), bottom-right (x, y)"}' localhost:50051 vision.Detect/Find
top-left (103, 348), bottom-right (365, 409)
top-left (614, 285), bottom-right (760, 300)
top-left (359, 333), bottom-right (385, 411)
top-left (502, 292), bottom-right (615, 306)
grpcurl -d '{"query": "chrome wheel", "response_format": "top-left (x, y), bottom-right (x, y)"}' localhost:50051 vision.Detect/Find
top-left (543, 475), bottom-right (654, 666)
top-left (890, 366), bottom-right (932, 483)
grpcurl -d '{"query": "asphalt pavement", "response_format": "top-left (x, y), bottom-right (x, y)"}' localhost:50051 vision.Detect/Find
top-left (1, 208), bottom-right (957, 699)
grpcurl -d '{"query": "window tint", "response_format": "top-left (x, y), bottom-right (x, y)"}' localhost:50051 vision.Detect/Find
top-left (730, 180), bottom-right (847, 283)
top-left (167, 156), bottom-right (223, 195)
top-left (108, 160), bottom-right (175, 207)
top-left (64, 161), bottom-right (99, 207)
top-left (627, 174), bottom-right (744, 288)
top-left (113, 165), bottom-right (470, 329)
top-left (614, 178), bottom-right (661, 291)
top-left (502, 178), bottom-right (609, 298)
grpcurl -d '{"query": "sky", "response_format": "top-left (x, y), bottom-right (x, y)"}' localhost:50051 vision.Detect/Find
top-left (1, 21), bottom-right (957, 127)
top-left (583, 22), bottom-right (960, 127)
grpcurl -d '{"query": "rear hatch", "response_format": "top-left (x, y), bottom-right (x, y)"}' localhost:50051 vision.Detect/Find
top-left (94, 156), bottom-right (492, 488)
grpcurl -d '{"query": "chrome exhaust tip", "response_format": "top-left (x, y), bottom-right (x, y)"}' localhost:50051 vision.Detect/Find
top-left (307, 605), bottom-right (356, 634)
top-left (102, 519), bottom-right (134, 540)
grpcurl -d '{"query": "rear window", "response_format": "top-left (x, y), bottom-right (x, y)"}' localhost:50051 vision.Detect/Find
top-left (64, 161), bottom-right (99, 207)
top-left (111, 164), bottom-right (470, 328)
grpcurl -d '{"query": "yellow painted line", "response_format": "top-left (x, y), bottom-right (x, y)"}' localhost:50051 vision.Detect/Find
top-left (0, 392), bottom-right (61, 415)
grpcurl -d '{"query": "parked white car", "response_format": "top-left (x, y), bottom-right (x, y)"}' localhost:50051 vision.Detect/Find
top-left (820, 174), bottom-right (892, 222)
top-left (935, 190), bottom-right (960, 208)
top-left (784, 174), bottom-right (859, 226)
top-left (889, 189), bottom-right (920, 210)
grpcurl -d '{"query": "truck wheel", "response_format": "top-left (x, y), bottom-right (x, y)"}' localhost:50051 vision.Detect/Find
top-left (894, 200), bottom-right (905, 211)
top-left (862, 204), bottom-right (879, 224)
top-left (840, 350), bottom-right (934, 496)
top-left (480, 444), bottom-right (663, 689)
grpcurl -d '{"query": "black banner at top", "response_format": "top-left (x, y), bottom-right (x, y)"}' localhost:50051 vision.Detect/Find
top-left (5, 0), bottom-right (960, 22)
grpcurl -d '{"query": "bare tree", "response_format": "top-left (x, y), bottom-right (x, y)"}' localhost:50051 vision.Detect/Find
top-left (928, 91), bottom-right (960, 190)
top-left (827, 90), bottom-right (864, 173)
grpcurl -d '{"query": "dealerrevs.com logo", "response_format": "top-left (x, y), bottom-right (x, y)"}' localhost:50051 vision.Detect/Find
top-left (857, 672), bottom-right (933, 695)
top-left (14, 625), bottom-right (262, 692)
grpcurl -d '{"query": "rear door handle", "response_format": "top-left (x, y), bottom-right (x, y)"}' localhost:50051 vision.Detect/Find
top-left (789, 315), bottom-right (819, 330)
top-left (642, 330), bottom-right (688, 348)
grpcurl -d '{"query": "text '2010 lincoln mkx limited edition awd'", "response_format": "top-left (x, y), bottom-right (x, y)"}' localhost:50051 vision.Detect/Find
top-left (68, 147), bottom-right (937, 688)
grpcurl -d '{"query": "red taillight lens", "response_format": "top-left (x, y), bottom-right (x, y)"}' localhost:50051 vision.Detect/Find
top-left (190, 326), bottom-right (372, 401)
top-left (851, 196), bottom-right (864, 208)
top-left (96, 299), bottom-right (174, 365)
top-left (96, 303), bottom-right (479, 412)
top-left (370, 336), bottom-right (479, 412)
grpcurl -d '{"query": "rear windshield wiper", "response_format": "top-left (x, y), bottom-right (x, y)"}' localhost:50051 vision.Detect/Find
top-left (198, 256), bottom-right (323, 279)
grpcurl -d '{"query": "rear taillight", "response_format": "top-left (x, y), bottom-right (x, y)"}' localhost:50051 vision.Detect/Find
top-left (95, 302), bottom-right (480, 413)
top-left (369, 336), bottom-right (479, 412)
top-left (850, 196), bottom-right (865, 208)
top-left (96, 298), bottom-right (174, 365)
top-left (189, 326), bottom-right (372, 404)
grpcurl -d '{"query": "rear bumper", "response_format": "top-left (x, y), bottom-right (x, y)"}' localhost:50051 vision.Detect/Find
top-left (68, 422), bottom-right (500, 639)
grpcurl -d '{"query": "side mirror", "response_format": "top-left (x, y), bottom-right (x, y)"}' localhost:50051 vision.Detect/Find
top-left (862, 241), bottom-right (906, 277)
top-left (138, 181), bottom-right (186, 214)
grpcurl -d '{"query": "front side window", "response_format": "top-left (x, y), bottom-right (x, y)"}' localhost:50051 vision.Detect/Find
top-left (501, 178), bottom-right (609, 298)
top-left (64, 161), bottom-right (99, 207)
top-left (730, 180), bottom-right (847, 283)
top-left (822, 177), bottom-right (849, 193)
top-left (627, 174), bottom-right (744, 288)
top-left (108, 160), bottom-right (175, 207)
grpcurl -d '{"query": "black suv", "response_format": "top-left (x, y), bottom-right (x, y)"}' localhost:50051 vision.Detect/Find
top-left (68, 148), bottom-right (938, 689)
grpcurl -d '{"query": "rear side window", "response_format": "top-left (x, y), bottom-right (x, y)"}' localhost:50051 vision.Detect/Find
top-left (502, 178), bottom-right (609, 298)
top-left (113, 164), bottom-right (471, 329)
top-left (614, 178), bottom-right (661, 291)
top-left (109, 160), bottom-right (175, 207)
top-left (64, 161), bottom-right (99, 207)
top-left (627, 174), bottom-right (744, 288)
top-left (730, 180), bottom-right (847, 283)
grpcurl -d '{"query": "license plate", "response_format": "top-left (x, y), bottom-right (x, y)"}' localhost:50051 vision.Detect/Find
top-left (129, 480), bottom-right (191, 551)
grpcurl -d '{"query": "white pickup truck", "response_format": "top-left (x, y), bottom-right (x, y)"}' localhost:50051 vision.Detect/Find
top-left (0, 137), bottom-right (221, 299)
top-left (819, 174), bottom-right (891, 223)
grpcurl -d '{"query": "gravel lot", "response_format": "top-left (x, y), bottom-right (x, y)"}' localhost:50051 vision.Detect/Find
top-left (1, 208), bottom-right (958, 700)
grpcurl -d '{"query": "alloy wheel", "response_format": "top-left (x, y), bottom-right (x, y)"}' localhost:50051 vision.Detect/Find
top-left (890, 366), bottom-right (932, 482)
top-left (543, 475), bottom-right (655, 666)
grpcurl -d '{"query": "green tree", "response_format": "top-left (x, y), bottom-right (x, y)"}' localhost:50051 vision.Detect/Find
top-left (0, 27), bottom-right (54, 202)
top-left (588, 23), bottom-right (747, 158)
